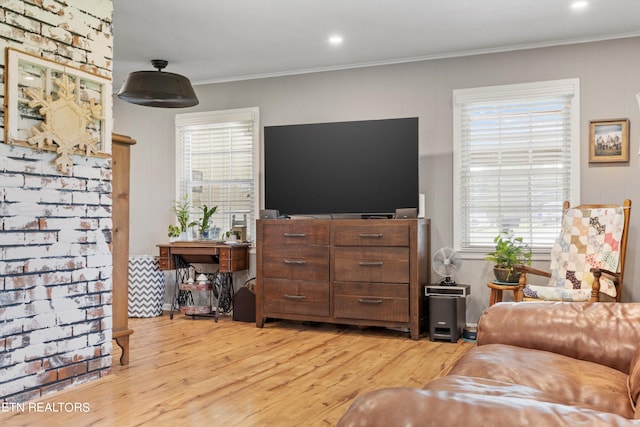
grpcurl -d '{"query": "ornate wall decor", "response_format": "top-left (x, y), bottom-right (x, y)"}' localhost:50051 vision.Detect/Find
top-left (4, 48), bottom-right (112, 172)
top-left (25, 73), bottom-right (103, 172)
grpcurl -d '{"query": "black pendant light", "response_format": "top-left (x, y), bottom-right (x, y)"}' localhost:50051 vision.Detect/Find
top-left (117, 59), bottom-right (199, 108)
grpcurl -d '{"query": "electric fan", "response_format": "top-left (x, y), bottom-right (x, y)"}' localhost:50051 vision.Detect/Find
top-left (432, 247), bottom-right (462, 285)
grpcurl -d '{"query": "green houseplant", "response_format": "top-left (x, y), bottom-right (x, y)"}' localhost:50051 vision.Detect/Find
top-left (198, 204), bottom-right (218, 239)
top-left (167, 224), bottom-right (181, 239)
top-left (168, 195), bottom-right (198, 240)
top-left (485, 231), bottom-right (532, 283)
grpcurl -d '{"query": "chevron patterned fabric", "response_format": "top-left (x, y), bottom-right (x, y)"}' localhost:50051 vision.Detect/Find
top-left (128, 256), bottom-right (166, 317)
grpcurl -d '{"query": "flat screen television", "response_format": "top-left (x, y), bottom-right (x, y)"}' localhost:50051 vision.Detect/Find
top-left (264, 117), bottom-right (418, 217)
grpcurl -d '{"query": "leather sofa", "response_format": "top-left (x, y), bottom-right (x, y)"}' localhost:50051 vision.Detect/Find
top-left (338, 302), bottom-right (640, 426)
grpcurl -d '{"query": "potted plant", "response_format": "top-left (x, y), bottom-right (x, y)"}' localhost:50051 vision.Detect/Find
top-left (167, 224), bottom-right (181, 240)
top-left (485, 231), bottom-right (532, 283)
top-left (168, 195), bottom-right (198, 241)
top-left (224, 230), bottom-right (240, 242)
top-left (198, 204), bottom-right (218, 239)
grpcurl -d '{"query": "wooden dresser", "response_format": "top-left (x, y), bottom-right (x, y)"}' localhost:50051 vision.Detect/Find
top-left (256, 218), bottom-right (430, 339)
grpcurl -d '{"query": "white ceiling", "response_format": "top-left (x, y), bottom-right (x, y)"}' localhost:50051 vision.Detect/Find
top-left (112, 0), bottom-right (640, 91)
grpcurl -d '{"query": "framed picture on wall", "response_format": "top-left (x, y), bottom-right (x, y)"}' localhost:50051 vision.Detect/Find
top-left (588, 118), bottom-right (630, 163)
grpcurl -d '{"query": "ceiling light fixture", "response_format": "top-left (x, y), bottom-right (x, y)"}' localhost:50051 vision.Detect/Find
top-left (328, 35), bottom-right (344, 46)
top-left (117, 59), bottom-right (199, 108)
top-left (571, 1), bottom-right (588, 10)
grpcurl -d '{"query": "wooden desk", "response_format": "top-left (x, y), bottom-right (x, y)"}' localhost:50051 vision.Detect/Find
top-left (487, 281), bottom-right (521, 306)
top-left (157, 242), bottom-right (250, 320)
top-left (157, 241), bottom-right (250, 272)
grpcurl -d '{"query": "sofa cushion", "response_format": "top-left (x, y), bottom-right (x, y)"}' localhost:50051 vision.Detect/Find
top-left (477, 302), bottom-right (640, 374)
top-left (423, 375), bottom-right (574, 406)
top-left (630, 345), bottom-right (640, 416)
top-left (448, 343), bottom-right (633, 418)
top-left (337, 386), bottom-right (637, 427)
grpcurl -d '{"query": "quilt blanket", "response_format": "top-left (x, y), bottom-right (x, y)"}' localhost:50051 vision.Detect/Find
top-left (523, 207), bottom-right (624, 301)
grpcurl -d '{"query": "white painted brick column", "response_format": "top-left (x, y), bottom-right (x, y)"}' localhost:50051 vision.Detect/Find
top-left (0, 0), bottom-right (114, 402)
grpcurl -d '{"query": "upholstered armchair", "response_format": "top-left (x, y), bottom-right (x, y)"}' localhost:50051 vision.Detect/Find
top-left (515, 199), bottom-right (631, 302)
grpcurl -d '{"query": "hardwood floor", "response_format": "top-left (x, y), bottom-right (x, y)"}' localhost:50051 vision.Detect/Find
top-left (3, 313), bottom-right (472, 426)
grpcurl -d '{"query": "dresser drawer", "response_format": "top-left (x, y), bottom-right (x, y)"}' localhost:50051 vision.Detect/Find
top-left (333, 224), bottom-right (409, 247)
top-left (262, 278), bottom-right (330, 317)
top-left (219, 246), bottom-right (249, 272)
top-left (334, 247), bottom-right (409, 283)
top-left (262, 246), bottom-right (329, 280)
top-left (158, 246), bottom-right (171, 270)
top-left (262, 223), bottom-right (329, 246)
top-left (334, 281), bottom-right (408, 322)
top-left (158, 257), bottom-right (171, 270)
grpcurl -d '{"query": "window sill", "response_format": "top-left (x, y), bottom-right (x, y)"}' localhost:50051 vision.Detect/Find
top-left (456, 249), bottom-right (551, 263)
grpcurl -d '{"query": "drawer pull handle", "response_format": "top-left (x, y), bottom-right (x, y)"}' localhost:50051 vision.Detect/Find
top-left (284, 259), bottom-right (307, 265)
top-left (359, 261), bottom-right (383, 267)
top-left (284, 233), bottom-right (307, 237)
top-left (284, 294), bottom-right (306, 300)
top-left (358, 233), bottom-right (383, 238)
top-left (358, 298), bottom-right (383, 304)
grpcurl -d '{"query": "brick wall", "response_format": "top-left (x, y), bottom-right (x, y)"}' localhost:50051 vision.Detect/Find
top-left (0, 0), bottom-right (114, 402)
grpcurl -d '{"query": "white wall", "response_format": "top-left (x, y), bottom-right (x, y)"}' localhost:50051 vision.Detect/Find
top-left (114, 37), bottom-right (640, 323)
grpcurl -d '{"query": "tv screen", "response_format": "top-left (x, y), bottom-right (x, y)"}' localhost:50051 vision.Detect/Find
top-left (264, 117), bottom-right (418, 217)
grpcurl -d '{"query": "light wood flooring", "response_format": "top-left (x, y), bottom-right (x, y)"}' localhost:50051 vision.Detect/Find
top-left (3, 313), bottom-right (472, 426)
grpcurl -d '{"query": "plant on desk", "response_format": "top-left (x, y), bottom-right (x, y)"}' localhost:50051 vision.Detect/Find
top-left (485, 231), bottom-right (532, 283)
top-left (168, 195), bottom-right (198, 241)
top-left (198, 204), bottom-right (218, 239)
top-left (224, 230), bottom-right (241, 242)
top-left (168, 224), bottom-right (181, 239)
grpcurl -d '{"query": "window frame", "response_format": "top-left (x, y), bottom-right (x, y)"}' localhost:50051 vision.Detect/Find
top-left (174, 107), bottom-right (260, 242)
top-left (452, 79), bottom-right (581, 258)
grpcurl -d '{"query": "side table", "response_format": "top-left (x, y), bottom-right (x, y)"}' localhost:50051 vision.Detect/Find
top-left (487, 281), bottom-right (521, 306)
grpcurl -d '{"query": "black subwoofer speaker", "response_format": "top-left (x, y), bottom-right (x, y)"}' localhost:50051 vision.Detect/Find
top-left (233, 287), bottom-right (256, 322)
top-left (428, 295), bottom-right (466, 343)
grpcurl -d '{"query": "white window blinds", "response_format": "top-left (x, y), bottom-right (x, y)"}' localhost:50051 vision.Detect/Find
top-left (453, 79), bottom-right (580, 251)
top-left (175, 108), bottom-right (259, 241)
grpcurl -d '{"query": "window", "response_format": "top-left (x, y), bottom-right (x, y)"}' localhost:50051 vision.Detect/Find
top-left (175, 108), bottom-right (259, 241)
top-left (453, 79), bottom-right (580, 254)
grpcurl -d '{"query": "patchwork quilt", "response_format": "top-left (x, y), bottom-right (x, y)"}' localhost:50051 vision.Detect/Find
top-left (523, 207), bottom-right (624, 301)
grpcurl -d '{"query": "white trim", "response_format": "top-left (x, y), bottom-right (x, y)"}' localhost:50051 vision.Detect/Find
top-left (190, 34), bottom-right (640, 86)
top-left (175, 107), bottom-right (257, 127)
top-left (453, 79), bottom-right (579, 104)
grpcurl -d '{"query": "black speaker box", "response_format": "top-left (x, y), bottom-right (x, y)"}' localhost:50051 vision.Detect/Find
top-left (259, 209), bottom-right (279, 219)
top-left (429, 295), bottom-right (466, 343)
top-left (395, 208), bottom-right (417, 219)
top-left (233, 287), bottom-right (256, 322)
